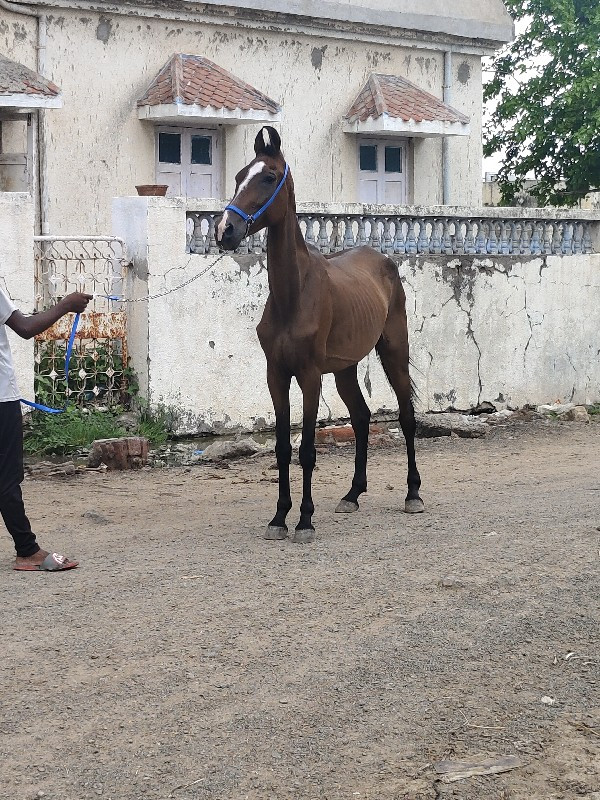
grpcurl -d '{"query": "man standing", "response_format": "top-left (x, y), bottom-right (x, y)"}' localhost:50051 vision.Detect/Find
top-left (0, 286), bottom-right (92, 571)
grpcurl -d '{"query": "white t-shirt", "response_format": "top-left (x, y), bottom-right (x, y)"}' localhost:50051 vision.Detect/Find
top-left (0, 287), bottom-right (20, 402)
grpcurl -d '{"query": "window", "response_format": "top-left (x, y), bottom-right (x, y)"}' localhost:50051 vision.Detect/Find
top-left (191, 135), bottom-right (211, 165)
top-left (158, 132), bottom-right (181, 164)
top-left (359, 144), bottom-right (377, 172)
top-left (156, 127), bottom-right (221, 198)
top-left (358, 138), bottom-right (409, 204)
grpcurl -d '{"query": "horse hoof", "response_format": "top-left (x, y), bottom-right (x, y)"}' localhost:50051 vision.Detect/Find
top-left (264, 525), bottom-right (288, 540)
top-left (404, 498), bottom-right (425, 514)
top-left (335, 499), bottom-right (359, 513)
top-left (291, 528), bottom-right (315, 544)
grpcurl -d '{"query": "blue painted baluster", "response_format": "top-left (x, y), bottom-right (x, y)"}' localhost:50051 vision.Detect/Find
top-left (406, 218), bottom-right (418, 254)
top-left (487, 220), bottom-right (499, 254)
top-left (561, 222), bottom-right (573, 254)
top-left (582, 222), bottom-right (593, 254)
top-left (551, 222), bottom-right (562, 254)
top-left (318, 217), bottom-right (330, 254)
top-left (394, 217), bottom-right (406, 254)
top-left (521, 220), bottom-right (531, 253)
top-left (530, 222), bottom-right (542, 254)
top-left (499, 221), bottom-right (510, 254)
top-left (465, 219), bottom-right (476, 254)
top-left (383, 218), bottom-right (394, 254)
top-left (358, 217), bottom-right (368, 247)
top-left (431, 218), bottom-right (442, 253)
top-left (331, 217), bottom-right (343, 252)
top-left (298, 216), bottom-right (306, 244)
top-left (196, 215), bottom-right (206, 254)
top-left (572, 222), bottom-right (582, 254)
top-left (369, 217), bottom-right (382, 251)
top-left (452, 218), bottom-right (465, 254)
top-left (343, 217), bottom-right (356, 250)
top-left (417, 218), bottom-right (429, 253)
top-left (475, 220), bottom-right (487, 254)
top-left (542, 222), bottom-right (552, 254)
top-left (510, 221), bottom-right (521, 254)
top-left (442, 218), bottom-right (454, 254)
top-left (305, 216), bottom-right (316, 248)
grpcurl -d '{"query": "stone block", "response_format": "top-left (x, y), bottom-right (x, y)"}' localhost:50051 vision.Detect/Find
top-left (416, 412), bottom-right (487, 438)
top-left (88, 437), bottom-right (149, 470)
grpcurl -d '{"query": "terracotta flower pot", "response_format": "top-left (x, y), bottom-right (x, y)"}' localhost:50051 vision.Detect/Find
top-left (135, 184), bottom-right (169, 196)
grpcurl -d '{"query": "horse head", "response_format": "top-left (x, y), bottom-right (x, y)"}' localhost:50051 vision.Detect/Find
top-left (215, 126), bottom-right (290, 251)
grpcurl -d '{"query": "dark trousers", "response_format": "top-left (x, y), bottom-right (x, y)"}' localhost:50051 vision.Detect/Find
top-left (0, 400), bottom-right (39, 558)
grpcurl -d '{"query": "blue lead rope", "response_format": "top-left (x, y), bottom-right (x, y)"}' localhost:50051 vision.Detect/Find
top-left (20, 312), bottom-right (80, 414)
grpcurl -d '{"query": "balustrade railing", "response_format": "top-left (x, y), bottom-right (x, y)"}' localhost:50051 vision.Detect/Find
top-left (186, 210), bottom-right (596, 256)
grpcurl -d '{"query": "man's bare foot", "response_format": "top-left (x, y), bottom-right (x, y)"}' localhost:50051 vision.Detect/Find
top-left (13, 550), bottom-right (79, 571)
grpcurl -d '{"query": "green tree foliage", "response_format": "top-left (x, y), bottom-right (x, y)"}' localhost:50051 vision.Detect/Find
top-left (484, 0), bottom-right (600, 206)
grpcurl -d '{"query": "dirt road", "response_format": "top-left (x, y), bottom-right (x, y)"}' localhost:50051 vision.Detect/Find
top-left (1, 418), bottom-right (599, 800)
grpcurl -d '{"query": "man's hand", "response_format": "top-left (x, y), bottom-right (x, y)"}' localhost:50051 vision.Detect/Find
top-left (60, 292), bottom-right (93, 313)
top-left (7, 293), bottom-right (94, 340)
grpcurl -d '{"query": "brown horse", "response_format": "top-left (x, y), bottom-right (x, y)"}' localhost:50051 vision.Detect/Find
top-left (215, 126), bottom-right (423, 542)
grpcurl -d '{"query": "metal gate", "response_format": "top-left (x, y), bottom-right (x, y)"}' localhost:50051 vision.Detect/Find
top-left (33, 236), bottom-right (130, 408)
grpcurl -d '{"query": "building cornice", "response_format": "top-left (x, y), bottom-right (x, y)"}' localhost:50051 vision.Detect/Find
top-left (8, 1), bottom-right (514, 55)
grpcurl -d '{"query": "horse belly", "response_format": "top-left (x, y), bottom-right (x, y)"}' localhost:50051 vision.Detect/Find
top-left (324, 295), bottom-right (388, 370)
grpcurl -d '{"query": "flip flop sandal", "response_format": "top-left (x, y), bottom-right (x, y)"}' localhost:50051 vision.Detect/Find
top-left (13, 553), bottom-right (79, 572)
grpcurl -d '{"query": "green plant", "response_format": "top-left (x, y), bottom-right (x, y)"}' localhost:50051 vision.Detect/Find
top-left (134, 401), bottom-right (174, 446)
top-left (24, 407), bottom-right (127, 456)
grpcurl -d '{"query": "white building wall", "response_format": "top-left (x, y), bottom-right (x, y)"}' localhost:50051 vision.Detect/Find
top-left (113, 196), bottom-right (600, 433)
top-left (0, 193), bottom-right (35, 401)
top-left (2, 6), bottom-right (485, 233)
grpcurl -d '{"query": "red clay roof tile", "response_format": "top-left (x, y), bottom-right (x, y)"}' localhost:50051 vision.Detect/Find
top-left (0, 52), bottom-right (60, 98)
top-left (345, 73), bottom-right (469, 125)
top-left (138, 53), bottom-right (280, 114)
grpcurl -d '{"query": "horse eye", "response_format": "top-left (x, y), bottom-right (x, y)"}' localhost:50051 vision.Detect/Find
top-left (264, 174), bottom-right (277, 184)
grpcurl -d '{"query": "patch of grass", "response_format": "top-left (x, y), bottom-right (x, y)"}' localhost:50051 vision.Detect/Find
top-left (587, 404), bottom-right (600, 416)
top-left (137, 414), bottom-right (169, 446)
top-left (24, 407), bottom-right (127, 456)
top-left (23, 400), bottom-right (174, 456)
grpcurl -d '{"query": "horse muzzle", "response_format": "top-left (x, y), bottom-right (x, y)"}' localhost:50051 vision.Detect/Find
top-left (214, 212), bottom-right (247, 251)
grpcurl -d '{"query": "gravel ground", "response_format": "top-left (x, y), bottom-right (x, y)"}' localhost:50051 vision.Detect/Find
top-left (1, 418), bottom-right (599, 800)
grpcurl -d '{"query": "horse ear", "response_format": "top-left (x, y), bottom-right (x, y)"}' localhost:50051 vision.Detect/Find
top-left (254, 126), bottom-right (281, 157)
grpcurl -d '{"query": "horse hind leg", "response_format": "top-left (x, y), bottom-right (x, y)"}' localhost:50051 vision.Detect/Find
top-left (376, 318), bottom-right (424, 514)
top-left (334, 365), bottom-right (371, 513)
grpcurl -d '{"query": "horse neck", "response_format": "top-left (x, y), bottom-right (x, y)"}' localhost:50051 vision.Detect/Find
top-left (266, 198), bottom-right (310, 319)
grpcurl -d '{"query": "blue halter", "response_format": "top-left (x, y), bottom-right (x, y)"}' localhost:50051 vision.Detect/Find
top-left (225, 163), bottom-right (289, 234)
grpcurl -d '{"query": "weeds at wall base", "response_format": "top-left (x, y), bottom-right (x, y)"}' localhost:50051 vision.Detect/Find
top-left (23, 402), bottom-right (170, 456)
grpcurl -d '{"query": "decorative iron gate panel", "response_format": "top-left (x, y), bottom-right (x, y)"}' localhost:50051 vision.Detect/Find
top-left (33, 236), bottom-right (130, 408)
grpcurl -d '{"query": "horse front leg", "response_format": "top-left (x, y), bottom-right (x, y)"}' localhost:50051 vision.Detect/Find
top-left (264, 367), bottom-right (293, 540)
top-left (292, 370), bottom-right (322, 543)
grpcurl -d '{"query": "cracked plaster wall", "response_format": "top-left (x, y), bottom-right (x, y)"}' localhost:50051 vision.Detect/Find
top-left (114, 197), bottom-right (600, 432)
top-left (1, 6), bottom-right (482, 233)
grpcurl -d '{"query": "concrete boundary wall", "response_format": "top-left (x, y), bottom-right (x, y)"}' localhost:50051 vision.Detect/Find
top-left (0, 193), bottom-right (35, 402)
top-left (114, 196), bottom-right (600, 434)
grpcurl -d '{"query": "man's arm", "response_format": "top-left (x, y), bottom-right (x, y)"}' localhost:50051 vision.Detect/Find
top-left (6, 292), bottom-right (93, 340)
